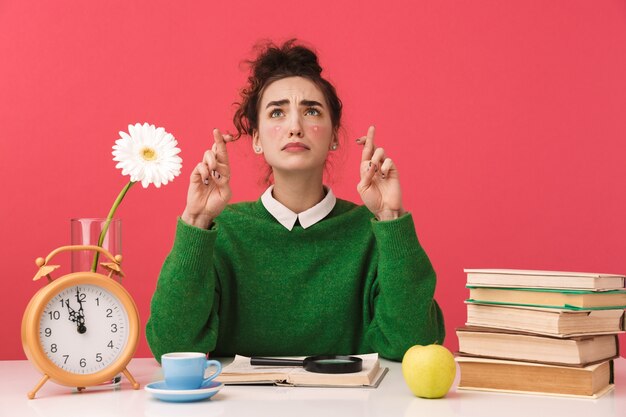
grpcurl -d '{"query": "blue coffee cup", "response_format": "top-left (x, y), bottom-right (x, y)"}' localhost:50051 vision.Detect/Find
top-left (161, 352), bottom-right (222, 390)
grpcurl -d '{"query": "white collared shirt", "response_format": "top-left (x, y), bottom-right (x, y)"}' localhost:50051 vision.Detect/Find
top-left (260, 185), bottom-right (337, 231)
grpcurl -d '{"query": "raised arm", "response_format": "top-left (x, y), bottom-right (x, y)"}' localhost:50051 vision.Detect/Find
top-left (356, 126), bottom-right (445, 360)
top-left (146, 128), bottom-right (234, 361)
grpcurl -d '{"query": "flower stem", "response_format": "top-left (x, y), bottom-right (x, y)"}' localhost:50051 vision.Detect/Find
top-left (91, 181), bottom-right (136, 272)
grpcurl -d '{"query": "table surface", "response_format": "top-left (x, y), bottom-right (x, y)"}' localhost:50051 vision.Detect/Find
top-left (1, 357), bottom-right (624, 417)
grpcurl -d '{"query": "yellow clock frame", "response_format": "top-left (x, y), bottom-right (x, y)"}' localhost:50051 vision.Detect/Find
top-left (21, 245), bottom-right (140, 399)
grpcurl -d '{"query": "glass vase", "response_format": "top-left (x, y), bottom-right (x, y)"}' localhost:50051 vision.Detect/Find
top-left (70, 217), bottom-right (123, 387)
top-left (70, 218), bottom-right (122, 274)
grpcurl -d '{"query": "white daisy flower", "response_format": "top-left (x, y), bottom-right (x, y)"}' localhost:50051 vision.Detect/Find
top-left (112, 122), bottom-right (183, 188)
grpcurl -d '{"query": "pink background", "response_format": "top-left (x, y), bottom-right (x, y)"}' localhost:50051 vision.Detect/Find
top-left (2, 1), bottom-right (626, 360)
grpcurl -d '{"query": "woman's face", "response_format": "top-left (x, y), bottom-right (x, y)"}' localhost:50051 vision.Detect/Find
top-left (253, 76), bottom-right (336, 175)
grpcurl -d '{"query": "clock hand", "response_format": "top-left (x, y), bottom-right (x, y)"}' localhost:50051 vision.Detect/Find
top-left (75, 288), bottom-right (87, 334)
top-left (66, 302), bottom-right (79, 323)
top-left (65, 299), bottom-right (86, 334)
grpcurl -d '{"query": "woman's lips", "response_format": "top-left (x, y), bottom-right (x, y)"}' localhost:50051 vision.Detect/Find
top-left (282, 142), bottom-right (310, 152)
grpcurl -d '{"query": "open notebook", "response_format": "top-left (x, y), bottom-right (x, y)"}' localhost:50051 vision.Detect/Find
top-left (215, 353), bottom-right (387, 388)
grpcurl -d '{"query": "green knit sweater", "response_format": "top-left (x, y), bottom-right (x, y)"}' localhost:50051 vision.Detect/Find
top-left (146, 198), bottom-right (445, 362)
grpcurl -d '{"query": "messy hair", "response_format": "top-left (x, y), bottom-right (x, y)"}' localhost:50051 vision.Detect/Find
top-left (233, 39), bottom-right (342, 139)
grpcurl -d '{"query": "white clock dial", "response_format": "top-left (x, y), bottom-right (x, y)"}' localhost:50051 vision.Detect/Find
top-left (38, 285), bottom-right (129, 374)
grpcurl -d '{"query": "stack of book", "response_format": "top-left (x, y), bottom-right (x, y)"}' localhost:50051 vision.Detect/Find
top-left (455, 269), bottom-right (626, 398)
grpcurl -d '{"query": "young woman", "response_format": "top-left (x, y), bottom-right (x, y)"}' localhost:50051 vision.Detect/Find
top-left (146, 40), bottom-right (444, 361)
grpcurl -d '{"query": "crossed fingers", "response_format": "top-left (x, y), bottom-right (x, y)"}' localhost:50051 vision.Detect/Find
top-left (196, 129), bottom-right (237, 186)
top-left (356, 126), bottom-right (395, 181)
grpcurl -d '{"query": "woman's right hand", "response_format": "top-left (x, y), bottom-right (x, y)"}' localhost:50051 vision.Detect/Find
top-left (181, 128), bottom-right (233, 229)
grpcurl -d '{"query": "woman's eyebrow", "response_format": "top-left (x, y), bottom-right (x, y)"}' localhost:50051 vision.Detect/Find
top-left (266, 99), bottom-right (289, 108)
top-left (300, 99), bottom-right (324, 108)
top-left (265, 99), bottom-right (325, 109)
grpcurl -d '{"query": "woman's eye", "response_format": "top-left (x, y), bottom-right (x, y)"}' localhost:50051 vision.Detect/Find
top-left (270, 109), bottom-right (284, 118)
top-left (305, 108), bottom-right (320, 116)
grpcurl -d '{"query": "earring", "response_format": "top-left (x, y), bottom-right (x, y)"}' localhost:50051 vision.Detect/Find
top-left (254, 146), bottom-right (261, 153)
top-left (330, 143), bottom-right (338, 150)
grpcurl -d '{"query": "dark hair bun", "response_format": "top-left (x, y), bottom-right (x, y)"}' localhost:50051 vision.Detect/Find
top-left (251, 39), bottom-right (323, 81)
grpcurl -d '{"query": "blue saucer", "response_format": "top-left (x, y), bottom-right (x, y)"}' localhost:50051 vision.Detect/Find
top-left (144, 380), bottom-right (223, 402)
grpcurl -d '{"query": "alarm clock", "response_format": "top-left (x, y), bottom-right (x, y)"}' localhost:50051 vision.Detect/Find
top-left (21, 245), bottom-right (140, 399)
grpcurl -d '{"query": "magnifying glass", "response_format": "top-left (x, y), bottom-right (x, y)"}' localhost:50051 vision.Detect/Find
top-left (250, 355), bottom-right (363, 374)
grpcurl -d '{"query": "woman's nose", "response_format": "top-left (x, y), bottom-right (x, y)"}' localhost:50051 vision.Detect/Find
top-left (288, 115), bottom-right (304, 138)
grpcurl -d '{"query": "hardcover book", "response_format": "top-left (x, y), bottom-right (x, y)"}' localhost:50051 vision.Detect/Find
top-left (464, 269), bottom-right (625, 291)
top-left (465, 302), bottom-right (625, 337)
top-left (455, 356), bottom-right (614, 398)
top-left (467, 286), bottom-right (626, 310)
top-left (456, 326), bottom-right (619, 366)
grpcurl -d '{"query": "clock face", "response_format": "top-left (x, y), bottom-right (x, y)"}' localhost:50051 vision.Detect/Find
top-left (38, 284), bottom-right (129, 374)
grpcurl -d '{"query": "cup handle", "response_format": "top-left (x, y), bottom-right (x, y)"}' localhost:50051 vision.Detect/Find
top-left (202, 360), bottom-right (222, 386)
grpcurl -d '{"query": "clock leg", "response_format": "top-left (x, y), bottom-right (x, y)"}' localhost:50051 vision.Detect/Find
top-left (28, 374), bottom-right (49, 399)
top-left (122, 367), bottom-right (140, 390)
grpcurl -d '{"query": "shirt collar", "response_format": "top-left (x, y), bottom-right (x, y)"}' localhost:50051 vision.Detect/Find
top-left (261, 185), bottom-right (336, 231)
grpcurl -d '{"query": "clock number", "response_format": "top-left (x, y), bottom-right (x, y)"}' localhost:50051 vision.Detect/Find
top-left (48, 311), bottom-right (60, 320)
top-left (44, 328), bottom-right (52, 337)
top-left (80, 358), bottom-right (86, 368)
top-left (77, 293), bottom-right (86, 302)
top-left (96, 353), bottom-right (102, 362)
top-left (60, 299), bottom-right (70, 308)
top-left (111, 324), bottom-right (118, 333)
top-left (107, 340), bottom-right (114, 349)
top-left (50, 344), bottom-right (57, 353)
top-left (63, 355), bottom-right (69, 364)
top-left (95, 297), bottom-right (100, 306)
top-left (106, 308), bottom-right (113, 318)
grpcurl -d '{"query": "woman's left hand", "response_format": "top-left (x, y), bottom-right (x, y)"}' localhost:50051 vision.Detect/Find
top-left (356, 126), bottom-right (406, 221)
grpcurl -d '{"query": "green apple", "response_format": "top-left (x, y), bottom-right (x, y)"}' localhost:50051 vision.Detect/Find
top-left (401, 344), bottom-right (456, 399)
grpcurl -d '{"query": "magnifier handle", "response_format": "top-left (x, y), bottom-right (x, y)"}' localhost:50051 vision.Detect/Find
top-left (250, 357), bottom-right (305, 367)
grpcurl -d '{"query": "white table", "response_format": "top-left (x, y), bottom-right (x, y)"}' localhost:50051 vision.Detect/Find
top-left (1, 357), bottom-right (624, 417)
